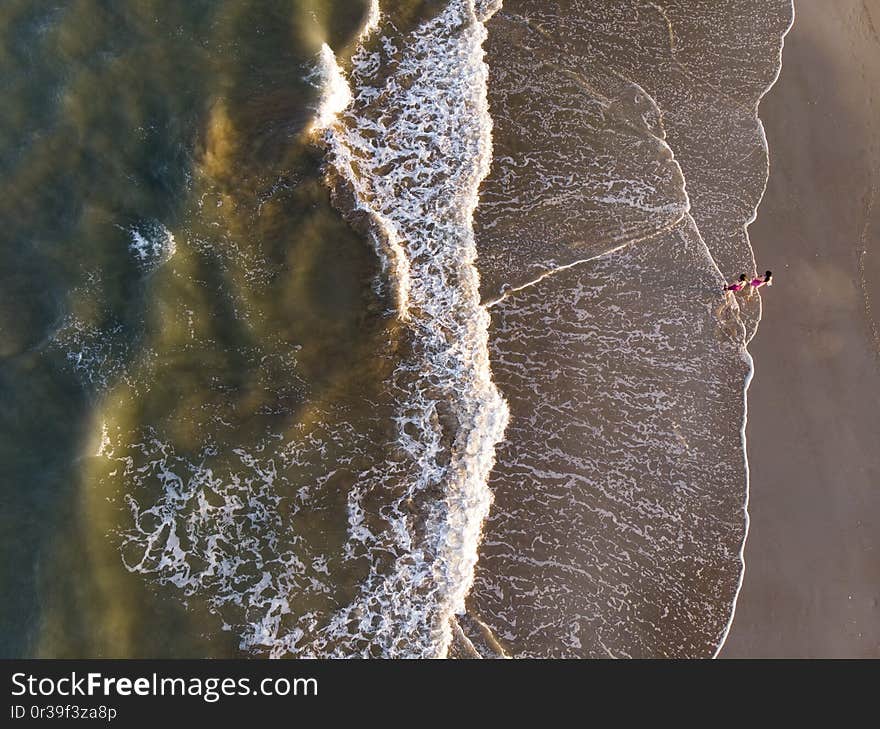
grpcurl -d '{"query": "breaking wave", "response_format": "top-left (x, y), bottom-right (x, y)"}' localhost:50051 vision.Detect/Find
top-left (106, 0), bottom-right (509, 658)
top-left (314, 0), bottom-right (509, 657)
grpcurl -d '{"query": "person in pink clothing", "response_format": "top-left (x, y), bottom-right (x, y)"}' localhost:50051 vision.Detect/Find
top-left (747, 270), bottom-right (773, 298)
top-left (717, 273), bottom-right (748, 319)
top-left (723, 273), bottom-right (749, 293)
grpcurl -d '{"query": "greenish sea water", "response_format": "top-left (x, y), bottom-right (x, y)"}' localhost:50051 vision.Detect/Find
top-left (0, 0), bottom-right (391, 657)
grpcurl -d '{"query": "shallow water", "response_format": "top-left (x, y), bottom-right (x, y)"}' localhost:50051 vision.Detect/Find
top-left (461, 0), bottom-right (792, 657)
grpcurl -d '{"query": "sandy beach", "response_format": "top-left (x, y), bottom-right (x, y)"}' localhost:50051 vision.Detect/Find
top-left (722, 0), bottom-right (880, 657)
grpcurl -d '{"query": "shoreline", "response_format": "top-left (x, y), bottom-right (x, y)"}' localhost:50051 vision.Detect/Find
top-left (715, 0), bottom-right (797, 658)
top-left (722, 0), bottom-right (880, 657)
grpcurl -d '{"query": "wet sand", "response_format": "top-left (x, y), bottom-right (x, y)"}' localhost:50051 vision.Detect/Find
top-left (722, 0), bottom-right (880, 657)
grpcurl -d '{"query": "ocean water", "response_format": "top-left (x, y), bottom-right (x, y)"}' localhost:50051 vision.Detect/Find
top-left (0, 0), bottom-right (792, 658)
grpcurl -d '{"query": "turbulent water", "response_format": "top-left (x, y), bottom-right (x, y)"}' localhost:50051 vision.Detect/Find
top-left (1, 0), bottom-right (792, 658)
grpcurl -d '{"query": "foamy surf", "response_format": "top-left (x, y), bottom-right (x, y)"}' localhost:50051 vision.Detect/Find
top-left (125, 220), bottom-right (176, 271)
top-left (313, 0), bottom-right (510, 656)
top-left (105, 0), bottom-right (510, 659)
top-left (308, 44), bottom-right (353, 135)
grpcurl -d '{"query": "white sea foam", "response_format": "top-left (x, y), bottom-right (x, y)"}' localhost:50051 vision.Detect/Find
top-left (309, 44), bottom-right (353, 134)
top-left (307, 3), bottom-right (380, 135)
top-left (55, 313), bottom-right (130, 390)
top-left (315, 0), bottom-right (509, 656)
top-left (106, 426), bottom-right (321, 656)
top-left (361, 0), bottom-right (380, 38)
top-left (126, 220), bottom-right (176, 270)
top-left (54, 219), bottom-right (175, 388)
top-left (107, 2), bottom-right (509, 658)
